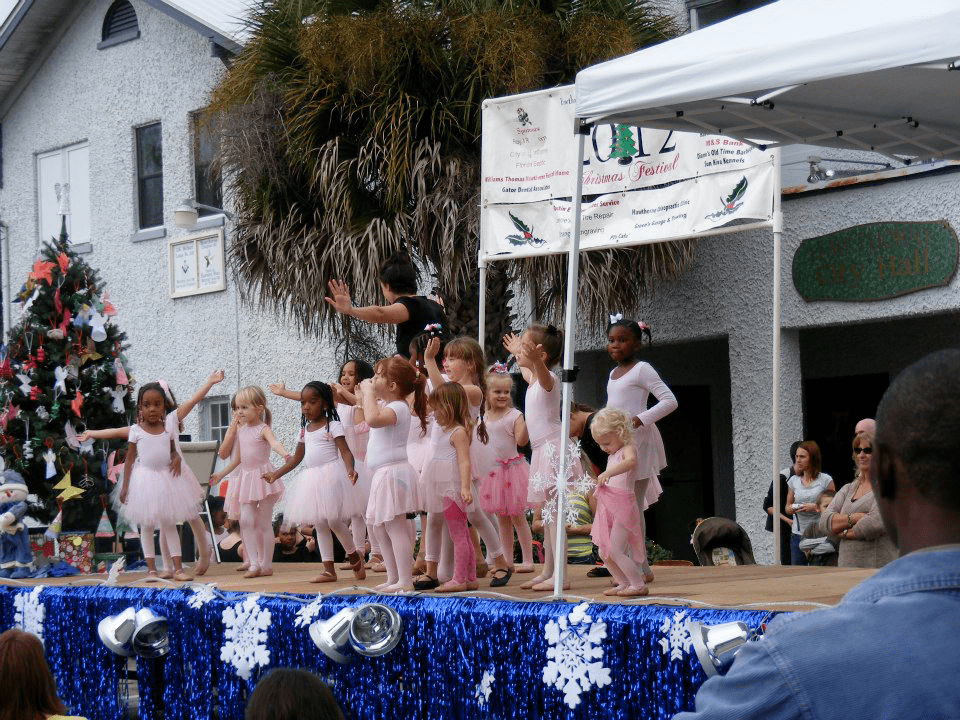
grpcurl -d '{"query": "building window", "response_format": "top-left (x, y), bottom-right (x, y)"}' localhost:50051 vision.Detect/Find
top-left (136, 123), bottom-right (163, 229)
top-left (37, 142), bottom-right (91, 245)
top-left (193, 114), bottom-right (223, 216)
top-left (200, 396), bottom-right (232, 442)
top-left (99, 0), bottom-right (140, 49)
top-left (686, 0), bottom-right (774, 30)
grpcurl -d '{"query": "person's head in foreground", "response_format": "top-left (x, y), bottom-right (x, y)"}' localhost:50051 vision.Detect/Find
top-left (246, 668), bottom-right (345, 720)
top-left (0, 627), bottom-right (75, 720)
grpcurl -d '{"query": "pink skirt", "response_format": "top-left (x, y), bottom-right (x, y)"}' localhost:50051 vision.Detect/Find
top-left (366, 461), bottom-right (419, 526)
top-left (478, 455), bottom-right (529, 516)
top-left (234, 462), bottom-right (284, 506)
top-left (592, 484), bottom-right (645, 561)
top-left (283, 462), bottom-right (348, 526)
top-left (113, 465), bottom-right (204, 526)
top-left (345, 459), bottom-right (371, 518)
top-left (420, 456), bottom-right (462, 513)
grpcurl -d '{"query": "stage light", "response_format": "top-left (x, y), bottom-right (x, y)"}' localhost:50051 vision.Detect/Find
top-left (98, 607), bottom-right (137, 657)
top-left (98, 607), bottom-right (169, 658)
top-left (310, 607), bottom-right (358, 664)
top-left (690, 621), bottom-right (763, 677)
top-left (310, 603), bottom-right (404, 664)
top-left (349, 603), bottom-right (402, 658)
top-left (131, 608), bottom-right (169, 658)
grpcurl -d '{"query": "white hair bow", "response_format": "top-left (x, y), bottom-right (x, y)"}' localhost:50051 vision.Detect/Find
top-left (608, 312), bottom-right (623, 324)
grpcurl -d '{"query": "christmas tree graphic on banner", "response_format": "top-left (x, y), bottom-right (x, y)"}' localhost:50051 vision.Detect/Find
top-left (0, 237), bottom-right (135, 529)
top-left (610, 124), bottom-right (637, 165)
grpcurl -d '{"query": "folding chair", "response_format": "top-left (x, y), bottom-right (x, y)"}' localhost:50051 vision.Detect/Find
top-left (180, 440), bottom-right (221, 563)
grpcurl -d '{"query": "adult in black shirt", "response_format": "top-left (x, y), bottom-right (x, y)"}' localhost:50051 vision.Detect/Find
top-left (326, 254), bottom-right (446, 358)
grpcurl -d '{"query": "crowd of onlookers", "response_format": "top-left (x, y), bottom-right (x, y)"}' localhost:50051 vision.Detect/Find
top-left (764, 417), bottom-right (896, 568)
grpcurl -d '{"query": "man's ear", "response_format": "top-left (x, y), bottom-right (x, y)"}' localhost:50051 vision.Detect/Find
top-left (874, 444), bottom-right (897, 501)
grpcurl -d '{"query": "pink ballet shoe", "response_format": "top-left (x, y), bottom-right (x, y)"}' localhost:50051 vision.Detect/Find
top-left (196, 553), bottom-right (210, 576)
top-left (617, 585), bottom-right (650, 597)
top-left (157, 569), bottom-right (174, 580)
top-left (603, 585), bottom-right (627, 596)
top-left (515, 563), bottom-right (536, 574)
top-left (243, 566), bottom-right (261, 579)
top-left (173, 569), bottom-right (194, 582)
top-left (235, 563), bottom-right (250, 572)
top-left (311, 571), bottom-right (337, 583)
top-left (521, 575), bottom-right (547, 590)
top-left (643, 571), bottom-right (655, 584)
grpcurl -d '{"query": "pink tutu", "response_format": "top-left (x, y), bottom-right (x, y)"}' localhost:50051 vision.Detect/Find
top-left (234, 462), bottom-right (284, 506)
top-left (283, 462), bottom-right (349, 526)
top-left (420, 455), bottom-right (462, 513)
top-left (407, 432), bottom-right (432, 474)
top-left (113, 464), bottom-right (204, 527)
top-left (345, 459), bottom-right (371, 517)
top-left (478, 455), bottom-right (529, 516)
top-left (592, 484), bottom-right (645, 561)
top-left (366, 461), bottom-right (419, 526)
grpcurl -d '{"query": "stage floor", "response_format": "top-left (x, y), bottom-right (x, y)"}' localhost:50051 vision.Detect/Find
top-left (9, 561), bottom-right (875, 611)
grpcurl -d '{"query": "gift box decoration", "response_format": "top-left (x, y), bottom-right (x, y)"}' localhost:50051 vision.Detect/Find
top-left (58, 532), bottom-right (93, 573)
top-left (29, 529), bottom-right (56, 564)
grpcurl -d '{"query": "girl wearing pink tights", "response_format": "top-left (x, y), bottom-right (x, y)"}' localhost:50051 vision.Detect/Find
top-left (210, 386), bottom-right (290, 578)
top-left (419, 382), bottom-right (478, 592)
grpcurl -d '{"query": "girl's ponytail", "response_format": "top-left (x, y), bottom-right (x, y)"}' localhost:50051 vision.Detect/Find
top-left (411, 371), bottom-right (428, 437)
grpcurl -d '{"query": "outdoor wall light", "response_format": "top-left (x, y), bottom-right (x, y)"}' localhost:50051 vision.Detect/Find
top-left (173, 198), bottom-right (234, 229)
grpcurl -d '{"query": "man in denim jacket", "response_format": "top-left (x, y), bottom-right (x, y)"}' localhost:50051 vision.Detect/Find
top-left (675, 349), bottom-right (960, 720)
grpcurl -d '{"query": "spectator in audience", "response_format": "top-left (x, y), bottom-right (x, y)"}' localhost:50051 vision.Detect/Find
top-left (218, 519), bottom-right (245, 564)
top-left (246, 668), bottom-right (345, 720)
top-left (673, 349), bottom-right (960, 719)
top-left (763, 440), bottom-right (801, 565)
top-left (820, 431), bottom-right (897, 568)
top-left (272, 521), bottom-right (312, 563)
top-left (0, 627), bottom-right (86, 720)
top-left (785, 441), bottom-right (834, 565)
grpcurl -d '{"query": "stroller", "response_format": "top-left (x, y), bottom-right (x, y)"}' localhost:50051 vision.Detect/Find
top-left (691, 517), bottom-right (756, 566)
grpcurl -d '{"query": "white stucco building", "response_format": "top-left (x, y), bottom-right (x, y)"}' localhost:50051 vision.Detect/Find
top-left (2, 0), bottom-right (958, 563)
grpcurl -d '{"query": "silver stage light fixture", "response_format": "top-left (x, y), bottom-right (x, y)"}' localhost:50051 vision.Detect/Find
top-left (310, 603), bottom-right (404, 664)
top-left (131, 607), bottom-right (170, 658)
top-left (690, 621), bottom-right (763, 677)
top-left (98, 607), bottom-right (138, 657)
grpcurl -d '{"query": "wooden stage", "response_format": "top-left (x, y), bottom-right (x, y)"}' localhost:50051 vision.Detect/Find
top-left (10, 561), bottom-right (876, 611)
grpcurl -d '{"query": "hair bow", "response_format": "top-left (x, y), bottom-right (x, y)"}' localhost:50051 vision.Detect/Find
top-left (608, 312), bottom-right (624, 324)
top-left (490, 362), bottom-right (509, 374)
top-left (423, 323), bottom-right (443, 335)
top-left (638, 321), bottom-right (649, 330)
top-left (157, 379), bottom-right (174, 404)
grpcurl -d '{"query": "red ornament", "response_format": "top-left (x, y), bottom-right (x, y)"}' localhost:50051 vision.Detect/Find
top-left (22, 355), bottom-right (36, 372)
top-left (29, 259), bottom-right (55, 285)
top-left (36, 346), bottom-right (45, 362)
top-left (71, 390), bottom-right (83, 417)
top-left (0, 357), bottom-right (10, 378)
top-left (30, 386), bottom-right (42, 400)
top-left (57, 252), bottom-right (69, 274)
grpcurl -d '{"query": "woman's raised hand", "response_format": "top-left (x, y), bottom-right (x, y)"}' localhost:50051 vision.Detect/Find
top-left (324, 279), bottom-right (354, 314)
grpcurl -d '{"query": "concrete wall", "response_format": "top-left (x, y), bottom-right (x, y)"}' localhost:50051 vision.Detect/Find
top-left (0, 0), bottom-right (347, 451)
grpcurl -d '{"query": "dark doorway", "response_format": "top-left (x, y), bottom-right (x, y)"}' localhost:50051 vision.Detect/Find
top-left (803, 373), bottom-right (889, 489)
top-left (648, 385), bottom-right (714, 563)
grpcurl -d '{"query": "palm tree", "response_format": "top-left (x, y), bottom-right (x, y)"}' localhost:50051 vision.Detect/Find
top-left (209, 0), bottom-right (683, 353)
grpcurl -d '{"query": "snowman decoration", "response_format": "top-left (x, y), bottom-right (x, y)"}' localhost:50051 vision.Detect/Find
top-left (0, 469), bottom-right (34, 578)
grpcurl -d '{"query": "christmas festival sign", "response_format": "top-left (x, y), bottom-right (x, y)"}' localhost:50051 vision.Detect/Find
top-left (792, 220), bottom-right (959, 301)
top-left (480, 85), bottom-right (776, 259)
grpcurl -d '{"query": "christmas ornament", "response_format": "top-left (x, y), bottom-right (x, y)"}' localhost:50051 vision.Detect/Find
top-left (46, 328), bottom-right (64, 340)
top-left (106, 451), bottom-right (124, 484)
top-left (57, 252), bottom-right (69, 274)
top-left (89, 312), bottom-right (107, 342)
top-left (114, 359), bottom-right (128, 386)
top-left (101, 291), bottom-right (116, 317)
top-left (107, 386), bottom-right (126, 414)
top-left (16, 374), bottom-right (33, 396)
top-left (43, 449), bottom-right (57, 479)
top-left (95, 509), bottom-right (115, 538)
top-left (53, 366), bottom-right (68, 397)
top-left (22, 288), bottom-right (40, 314)
top-left (71, 390), bottom-right (83, 417)
top-left (29, 259), bottom-right (55, 285)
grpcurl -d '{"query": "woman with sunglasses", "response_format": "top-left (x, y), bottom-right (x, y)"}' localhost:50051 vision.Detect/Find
top-left (819, 432), bottom-right (897, 568)
top-left (785, 441), bottom-right (835, 565)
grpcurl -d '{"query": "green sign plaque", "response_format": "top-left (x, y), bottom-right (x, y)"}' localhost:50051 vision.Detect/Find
top-left (792, 220), bottom-right (959, 302)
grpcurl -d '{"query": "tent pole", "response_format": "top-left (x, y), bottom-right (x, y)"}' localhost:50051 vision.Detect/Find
top-left (771, 150), bottom-right (783, 565)
top-left (478, 258), bottom-right (487, 344)
top-left (552, 124), bottom-right (589, 599)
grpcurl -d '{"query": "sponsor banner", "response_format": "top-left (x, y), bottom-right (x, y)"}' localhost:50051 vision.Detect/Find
top-left (481, 163), bottom-right (775, 259)
top-left (481, 85), bottom-right (772, 205)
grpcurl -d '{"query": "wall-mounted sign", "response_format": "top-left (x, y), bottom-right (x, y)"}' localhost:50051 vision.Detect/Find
top-left (168, 228), bottom-right (226, 298)
top-left (792, 221), bottom-right (958, 302)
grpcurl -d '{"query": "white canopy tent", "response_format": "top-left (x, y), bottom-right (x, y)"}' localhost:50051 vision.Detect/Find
top-left (570, 0), bottom-right (960, 573)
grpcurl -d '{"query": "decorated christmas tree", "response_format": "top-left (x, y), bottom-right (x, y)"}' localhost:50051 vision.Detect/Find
top-left (0, 232), bottom-right (135, 529)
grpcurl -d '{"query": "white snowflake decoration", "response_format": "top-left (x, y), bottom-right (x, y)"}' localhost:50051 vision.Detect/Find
top-left (186, 583), bottom-right (219, 609)
top-left (294, 595), bottom-right (325, 628)
top-left (475, 666), bottom-right (495, 708)
top-left (659, 609), bottom-right (694, 661)
top-left (221, 593), bottom-right (272, 680)
top-left (530, 440), bottom-right (595, 526)
top-left (14, 586), bottom-right (45, 644)
top-left (542, 602), bottom-right (611, 709)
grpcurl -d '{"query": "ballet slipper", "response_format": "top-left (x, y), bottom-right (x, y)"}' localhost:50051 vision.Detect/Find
top-left (465, 580), bottom-right (479, 591)
top-left (243, 566), bottom-right (261, 579)
top-left (371, 561), bottom-right (386, 573)
top-left (311, 571), bottom-right (338, 584)
top-left (617, 585), bottom-right (650, 597)
top-left (475, 560), bottom-right (489, 578)
top-left (338, 561), bottom-right (354, 570)
top-left (235, 563), bottom-right (250, 572)
top-left (173, 569), bottom-right (194, 582)
top-left (157, 569), bottom-right (174, 580)
top-left (490, 567), bottom-right (513, 588)
top-left (530, 580), bottom-right (570, 592)
top-left (435, 580), bottom-right (469, 593)
top-left (366, 554), bottom-right (383, 569)
top-left (412, 558), bottom-right (428, 576)
top-left (643, 571), bottom-right (655, 584)
top-left (259, 568), bottom-right (273, 577)
top-left (347, 551), bottom-right (366, 581)
top-left (195, 554), bottom-right (210, 576)
top-left (515, 563), bottom-right (536, 574)
top-left (603, 585), bottom-right (627, 596)
top-left (382, 582), bottom-right (414, 593)
top-left (372, 582), bottom-right (394, 592)
top-left (521, 575), bottom-right (547, 589)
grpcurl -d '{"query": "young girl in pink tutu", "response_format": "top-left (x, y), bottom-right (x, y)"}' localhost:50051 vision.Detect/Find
top-left (503, 324), bottom-right (575, 592)
top-left (107, 370), bottom-right (225, 580)
top-left (476, 363), bottom-right (533, 574)
top-left (210, 386), bottom-right (290, 578)
top-left (605, 317), bottom-right (677, 583)
top-left (263, 381), bottom-right (365, 583)
top-left (422, 336), bottom-right (513, 587)
top-left (590, 407), bottom-right (649, 597)
top-left (419, 382), bottom-right (479, 592)
top-left (357, 357), bottom-right (426, 592)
